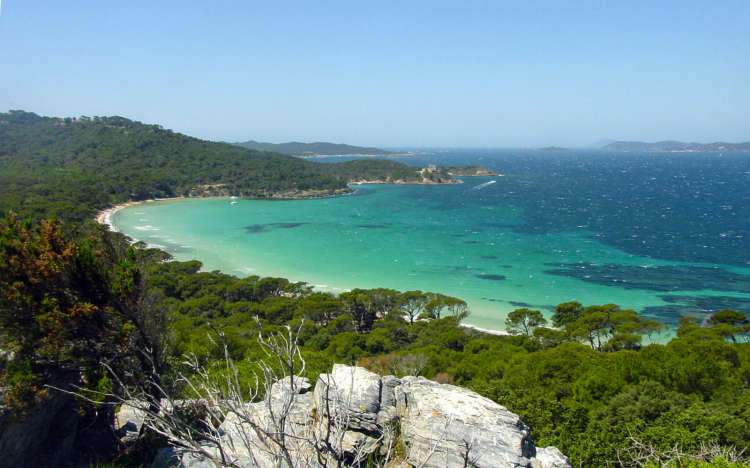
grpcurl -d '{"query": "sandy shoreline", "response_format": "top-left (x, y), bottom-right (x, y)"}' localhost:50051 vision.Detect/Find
top-left (96, 195), bottom-right (513, 337)
top-left (461, 323), bottom-right (511, 336)
top-left (95, 197), bottom-right (186, 231)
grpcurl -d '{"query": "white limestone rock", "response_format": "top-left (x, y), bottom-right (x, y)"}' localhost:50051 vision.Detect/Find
top-left (147, 366), bottom-right (570, 468)
top-left (313, 363), bottom-right (382, 432)
top-left (531, 446), bottom-right (571, 468)
top-left (395, 376), bottom-right (535, 468)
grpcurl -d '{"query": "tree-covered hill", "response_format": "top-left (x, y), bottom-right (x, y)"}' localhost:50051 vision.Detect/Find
top-left (234, 139), bottom-right (397, 156)
top-left (0, 111), bottom-right (431, 221)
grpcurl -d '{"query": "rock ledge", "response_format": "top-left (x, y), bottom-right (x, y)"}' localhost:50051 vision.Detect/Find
top-left (147, 364), bottom-right (569, 468)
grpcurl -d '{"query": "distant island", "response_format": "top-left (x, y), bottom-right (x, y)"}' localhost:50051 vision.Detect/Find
top-left (233, 140), bottom-right (403, 157)
top-left (604, 140), bottom-right (750, 153)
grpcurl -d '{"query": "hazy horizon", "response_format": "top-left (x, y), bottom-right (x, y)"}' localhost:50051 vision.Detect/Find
top-left (1, 1), bottom-right (748, 147)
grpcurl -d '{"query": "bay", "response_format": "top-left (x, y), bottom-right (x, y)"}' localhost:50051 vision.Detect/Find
top-left (112, 150), bottom-right (750, 332)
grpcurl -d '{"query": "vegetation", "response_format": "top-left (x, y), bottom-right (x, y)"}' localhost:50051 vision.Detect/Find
top-left (234, 140), bottom-right (397, 156)
top-left (3, 216), bottom-right (747, 466)
top-left (0, 111), bottom-right (749, 467)
top-left (0, 111), bottom-right (440, 222)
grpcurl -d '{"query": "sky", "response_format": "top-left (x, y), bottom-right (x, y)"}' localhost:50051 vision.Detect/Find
top-left (1, 1), bottom-right (748, 147)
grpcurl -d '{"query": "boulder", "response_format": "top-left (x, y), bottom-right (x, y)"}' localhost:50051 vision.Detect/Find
top-left (116, 399), bottom-right (149, 443)
top-left (531, 447), bottom-right (571, 468)
top-left (313, 364), bottom-right (382, 432)
top-left (395, 376), bottom-right (535, 467)
top-left (272, 375), bottom-right (312, 395)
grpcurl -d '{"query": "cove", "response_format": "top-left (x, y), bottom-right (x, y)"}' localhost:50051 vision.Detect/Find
top-left (111, 180), bottom-right (750, 333)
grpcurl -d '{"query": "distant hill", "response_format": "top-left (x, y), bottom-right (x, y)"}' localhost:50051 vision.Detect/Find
top-left (603, 140), bottom-right (750, 153)
top-left (536, 146), bottom-right (569, 152)
top-left (234, 140), bottom-right (397, 156)
top-left (0, 111), bottom-right (446, 221)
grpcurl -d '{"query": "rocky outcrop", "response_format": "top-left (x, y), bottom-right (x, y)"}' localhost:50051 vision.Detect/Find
top-left (531, 447), bottom-right (570, 468)
top-left (395, 376), bottom-right (534, 467)
top-left (150, 365), bottom-right (569, 468)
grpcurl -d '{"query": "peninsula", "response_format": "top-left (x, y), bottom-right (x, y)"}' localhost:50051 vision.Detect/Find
top-left (0, 111), bottom-right (469, 222)
top-left (233, 140), bottom-right (401, 157)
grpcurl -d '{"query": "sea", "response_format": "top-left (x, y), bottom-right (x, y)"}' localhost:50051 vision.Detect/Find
top-left (111, 149), bottom-right (750, 334)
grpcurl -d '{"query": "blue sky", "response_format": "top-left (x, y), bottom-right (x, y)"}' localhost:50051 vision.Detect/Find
top-left (1, 1), bottom-right (748, 147)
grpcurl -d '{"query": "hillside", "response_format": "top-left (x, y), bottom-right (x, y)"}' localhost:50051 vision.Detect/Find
top-left (234, 140), bottom-right (397, 156)
top-left (604, 140), bottom-right (750, 152)
top-left (0, 111), bottom-right (438, 221)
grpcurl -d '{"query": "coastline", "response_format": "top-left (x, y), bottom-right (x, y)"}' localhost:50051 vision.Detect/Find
top-left (98, 196), bottom-right (513, 337)
top-left (94, 174), bottom-right (467, 229)
top-left (461, 323), bottom-right (510, 336)
top-left (95, 197), bottom-right (186, 231)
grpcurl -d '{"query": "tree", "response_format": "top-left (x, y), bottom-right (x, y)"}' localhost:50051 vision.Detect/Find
top-left (296, 292), bottom-right (343, 326)
top-left (567, 304), bottom-right (662, 351)
top-left (340, 289), bottom-right (378, 333)
top-left (422, 294), bottom-right (468, 320)
top-left (0, 214), bottom-right (167, 418)
top-left (552, 301), bottom-right (584, 328)
top-left (365, 288), bottom-right (401, 319)
top-left (707, 309), bottom-right (749, 343)
top-left (398, 291), bottom-right (428, 324)
top-left (505, 308), bottom-right (547, 336)
top-left (533, 326), bottom-right (568, 348)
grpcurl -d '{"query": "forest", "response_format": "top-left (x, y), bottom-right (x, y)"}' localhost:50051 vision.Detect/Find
top-left (0, 111), bottom-right (440, 222)
top-left (0, 112), bottom-right (749, 467)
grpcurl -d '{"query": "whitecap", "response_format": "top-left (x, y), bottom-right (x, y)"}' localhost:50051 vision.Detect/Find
top-left (134, 225), bottom-right (160, 231)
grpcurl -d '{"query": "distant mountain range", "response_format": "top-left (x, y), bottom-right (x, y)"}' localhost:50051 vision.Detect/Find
top-left (234, 140), bottom-right (398, 156)
top-left (603, 140), bottom-right (750, 153)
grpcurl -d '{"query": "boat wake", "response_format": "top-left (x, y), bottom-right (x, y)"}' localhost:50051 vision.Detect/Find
top-left (472, 180), bottom-right (496, 190)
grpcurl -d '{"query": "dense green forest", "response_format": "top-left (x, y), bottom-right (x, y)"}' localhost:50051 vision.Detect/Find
top-left (0, 111), bottom-right (748, 467)
top-left (0, 111), bottom-right (438, 222)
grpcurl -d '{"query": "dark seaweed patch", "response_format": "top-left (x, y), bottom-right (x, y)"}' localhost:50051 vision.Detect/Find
top-left (245, 224), bottom-right (268, 233)
top-left (640, 305), bottom-right (701, 325)
top-left (660, 295), bottom-right (750, 311)
top-left (476, 274), bottom-right (507, 281)
top-left (245, 222), bottom-right (309, 234)
top-left (544, 263), bottom-right (750, 294)
top-left (480, 298), bottom-right (555, 310)
top-left (641, 295), bottom-right (750, 325)
top-left (482, 297), bottom-right (503, 302)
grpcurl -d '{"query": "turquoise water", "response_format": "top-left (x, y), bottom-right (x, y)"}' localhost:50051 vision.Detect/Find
top-left (112, 164), bottom-right (750, 333)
